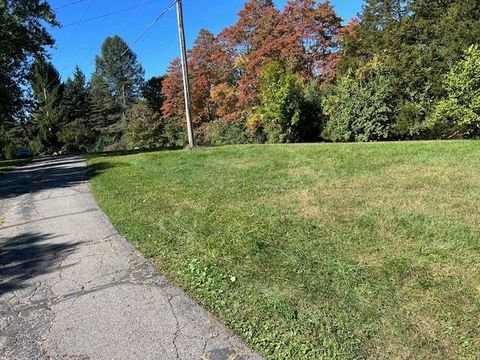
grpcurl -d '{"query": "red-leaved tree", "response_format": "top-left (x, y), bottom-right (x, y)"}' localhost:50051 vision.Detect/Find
top-left (274, 0), bottom-right (342, 78)
top-left (161, 0), bottom-right (344, 126)
top-left (221, 0), bottom-right (280, 108)
top-left (189, 29), bottom-right (223, 123)
top-left (161, 58), bottom-right (184, 120)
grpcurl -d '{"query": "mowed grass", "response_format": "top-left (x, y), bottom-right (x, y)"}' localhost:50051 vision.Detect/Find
top-left (87, 141), bottom-right (480, 359)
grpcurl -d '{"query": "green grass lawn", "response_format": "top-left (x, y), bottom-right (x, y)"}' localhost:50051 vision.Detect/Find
top-left (0, 159), bottom-right (30, 174)
top-left (87, 141), bottom-right (480, 359)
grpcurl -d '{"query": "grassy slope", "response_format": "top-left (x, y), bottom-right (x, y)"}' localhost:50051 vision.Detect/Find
top-left (88, 141), bottom-right (480, 359)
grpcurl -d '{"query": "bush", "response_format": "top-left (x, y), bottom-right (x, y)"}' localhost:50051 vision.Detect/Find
top-left (245, 114), bottom-right (267, 144)
top-left (297, 80), bottom-right (326, 142)
top-left (196, 120), bottom-right (247, 146)
top-left (164, 118), bottom-right (187, 148)
top-left (429, 45), bottom-right (480, 138)
top-left (4, 143), bottom-right (16, 160)
top-left (104, 139), bottom-right (127, 152)
top-left (259, 61), bottom-right (303, 143)
top-left (58, 119), bottom-right (96, 153)
top-left (126, 101), bottom-right (165, 150)
top-left (322, 70), bottom-right (396, 142)
top-left (393, 101), bottom-right (430, 139)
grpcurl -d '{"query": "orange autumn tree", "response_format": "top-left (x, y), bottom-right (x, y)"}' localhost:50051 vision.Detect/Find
top-left (215, 0), bottom-right (342, 116)
top-left (162, 0), bottom-right (344, 131)
top-left (274, 0), bottom-right (342, 78)
top-left (207, 30), bottom-right (241, 123)
top-left (162, 29), bottom-right (232, 125)
top-left (188, 29), bottom-right (224, 124)
top-left (220, 0), bottom-right (280, 108)
top-left (161, 58), bottom-right (184, 121)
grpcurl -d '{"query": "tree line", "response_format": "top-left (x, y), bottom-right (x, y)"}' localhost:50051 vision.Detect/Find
top-left (1, 0), bottom-right (480, 158)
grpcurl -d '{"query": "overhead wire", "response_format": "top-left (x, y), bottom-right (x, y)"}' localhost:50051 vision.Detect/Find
top-left (62, 0), bottom-right (166, 28)
top-left (54, 0), bottom-right (95, 58)
top-left (37, 0), bottom-right (178, 108)
top-left (53, 0), bottom-right (90, 11)
top-left (0, 0), bottom-right (89, 29)
top-left (121, 0), bottom-right (177, 56)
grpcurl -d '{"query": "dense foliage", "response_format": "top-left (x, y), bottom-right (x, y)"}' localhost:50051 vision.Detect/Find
top-left (0, 0), bottom-right (57, 157)
top-left (322, 67), bottom-right (396, 142)
top-left (153, 0), bottom-right (480, 147)
top-left (2, 0), bottom-right (480, 157)
top-left (125, 101), bottom-right (165, 150)
top-left (429, 46), bottom-right (480, 138)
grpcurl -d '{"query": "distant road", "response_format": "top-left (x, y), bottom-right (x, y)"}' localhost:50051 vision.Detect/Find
top-left (0, 156), bottom-right (261, 360)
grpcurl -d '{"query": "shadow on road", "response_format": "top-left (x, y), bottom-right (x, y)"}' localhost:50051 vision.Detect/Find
top-left (0, 155), bottom-right (132, 298)
top-left (0, 157), bottom-right (88, 200)
top-left (0, 232), bottom-right (79, 296)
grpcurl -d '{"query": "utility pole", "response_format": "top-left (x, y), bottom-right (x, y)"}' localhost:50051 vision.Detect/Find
top-left (176, 0), bottom-right (195, 148)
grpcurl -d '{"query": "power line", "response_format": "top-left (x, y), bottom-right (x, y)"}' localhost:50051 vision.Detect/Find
top-left (0, 0), bottom-right (163, 43)
top-left (54, 0), bottom-right (95, 59)
top-left (63, 0), bottom-right (119, 78)
top-left (24, 0), bottom-right (95, 101)
top-left (1, 0), bottom-right (91, 28)
top-left (122, 0), bottom-right (176, 56)
top-left (54, 0), bottom-right (90, 11)
top-left (62, 0), bottom-right (165, 28)
top-left (60, 0), bottom-right (156, 75)
top-left (3, 0), bottom-right (179, 112)
top-left (40, 0), bottom-right (177, 108)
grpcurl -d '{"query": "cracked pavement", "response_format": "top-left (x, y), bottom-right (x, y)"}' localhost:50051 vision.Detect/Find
top-left (0, 156), bottom-right (262, 360)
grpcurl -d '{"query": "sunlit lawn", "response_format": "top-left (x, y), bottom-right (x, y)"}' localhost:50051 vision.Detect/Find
top-left (88, 141), bottom-right (480, 359)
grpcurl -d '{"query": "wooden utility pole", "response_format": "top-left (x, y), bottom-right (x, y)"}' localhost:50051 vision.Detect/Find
top-left (176, 0), bottom-right (195, 148)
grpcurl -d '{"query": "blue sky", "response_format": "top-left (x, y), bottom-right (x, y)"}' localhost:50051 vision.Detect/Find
top-left (47, 0), bottom-right (364, 80)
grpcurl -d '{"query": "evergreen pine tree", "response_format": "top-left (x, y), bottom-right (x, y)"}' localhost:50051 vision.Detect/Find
top-left (91, 35), bottom-right (144, 148)
top-left (58, 66), bottom-right (95, 152)
top-left (28, 58), bottom-right (63, 154)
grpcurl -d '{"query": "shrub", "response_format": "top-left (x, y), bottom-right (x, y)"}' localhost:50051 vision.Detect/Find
top-left (58, 119), bottom-right (96, 153)
top-left (393, 101), bottom-right (430, 139)
top-left (322, 70), bottom-right (396, 142)
top-left (164, 117), bottom-right (187, 148)
top-left (126, 101), bottom-right (165, 150)
top-left (259, 61), bottom-right (303, 143)
top-left (104, 139), bottom-right (127, 152)
top-left (429, 45), bottom-right (480, 138)
top-left (4, 143), bottom-right (16, 160)
top-left (196, 119), bottom-right (247, 146)
top-left (297, 80), bottom-right (326, 142)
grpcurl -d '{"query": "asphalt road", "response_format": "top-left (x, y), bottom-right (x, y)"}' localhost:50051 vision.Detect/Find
top-left (0, 156), bottom-right (262, 360)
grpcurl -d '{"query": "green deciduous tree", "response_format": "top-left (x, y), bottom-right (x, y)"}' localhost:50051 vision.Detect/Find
top-left (322, 69), bottom-right (396, 142)
top-left (429, 45), bottom-right (480, 138)
top-left (258, 62), bottom-right (303, 142)
top-left (338, 0), bottom-right (480, 123)
top-left (1, 0), bottom-right (57, 156)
